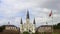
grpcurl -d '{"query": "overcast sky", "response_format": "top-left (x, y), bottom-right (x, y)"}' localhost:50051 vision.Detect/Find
top-left (0, 0), bottom-right (60, 27)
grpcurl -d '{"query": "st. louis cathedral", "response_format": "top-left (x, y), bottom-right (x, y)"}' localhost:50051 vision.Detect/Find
top-left (20, 10), bottom-right (36, 33)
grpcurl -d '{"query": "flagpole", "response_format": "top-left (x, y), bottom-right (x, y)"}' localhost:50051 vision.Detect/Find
top-left (49, 10), bottom-right (53, 34)
top-left (52, 11), bottom-right (53, 34)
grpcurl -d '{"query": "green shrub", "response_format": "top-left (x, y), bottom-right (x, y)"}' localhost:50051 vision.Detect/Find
top-left (0, 25), bottom-right (5, 32)
top-left (23, 31), bottom-right (30, 34)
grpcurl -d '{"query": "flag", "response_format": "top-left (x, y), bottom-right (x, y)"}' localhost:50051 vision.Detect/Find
top-left (49, 10), bottom-right (52, 17)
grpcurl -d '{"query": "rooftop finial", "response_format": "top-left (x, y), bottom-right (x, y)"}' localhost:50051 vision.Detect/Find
top-left (8, 21), bottom-right (10, 25)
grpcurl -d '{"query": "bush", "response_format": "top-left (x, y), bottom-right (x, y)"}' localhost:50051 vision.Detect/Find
top-left (0, 25), bottom-right (5, 32)
top-left (35, 31), bottom-right (39, 34)
top-left (53, 23), bottom-right (60, 29)
top-left (23, 31), bottom-right (30, 34)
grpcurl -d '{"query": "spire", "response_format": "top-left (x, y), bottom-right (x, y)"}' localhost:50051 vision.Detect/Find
top-left (26, 10), bottom-right (29, 19)
top-left (20, 18), bottom-right (23, 24)
top-left (33, 18), bottom-right (35, 24)
top-left (8, 21), bottom-right (10, 25)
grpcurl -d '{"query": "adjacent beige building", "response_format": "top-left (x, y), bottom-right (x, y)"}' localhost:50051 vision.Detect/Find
top-left (5, 25), bottom-right (19, 31)
top-left (37, 25), bottom-right (52, 33)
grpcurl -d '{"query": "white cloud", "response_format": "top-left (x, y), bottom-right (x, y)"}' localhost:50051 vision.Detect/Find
top-left (0, 0), bottom-right (60, 27)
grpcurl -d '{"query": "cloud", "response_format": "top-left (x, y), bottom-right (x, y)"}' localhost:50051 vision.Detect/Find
top-left (41, 0), bottom-right (60, 10)
top-left (0, 0), bottom-right (60, 27)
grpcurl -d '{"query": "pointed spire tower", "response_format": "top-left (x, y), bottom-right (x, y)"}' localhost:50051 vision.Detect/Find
top-left (26, 10), bottom-right (30, 23)
top-left (8, 21), bottom-right (10, 25)
top-left (33, 18), bottom-right (36, 24)
top-left (26, 10), bottom-right (29, 19)
top-left (33, 18), bottom-right (36, 33)
top-left (20, 18), bottom-right (23, 33)
top-left (20, 18), bottom-right (23, 24)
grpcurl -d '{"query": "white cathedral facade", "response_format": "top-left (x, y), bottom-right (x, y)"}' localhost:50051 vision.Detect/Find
top-left (20, 11), bottom-right (36, 33)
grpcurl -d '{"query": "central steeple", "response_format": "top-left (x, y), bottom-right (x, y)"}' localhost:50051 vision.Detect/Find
top-left (26, 10), bottom-right (29, 19)
top-left (20, 10), bottom-right (36, 33)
